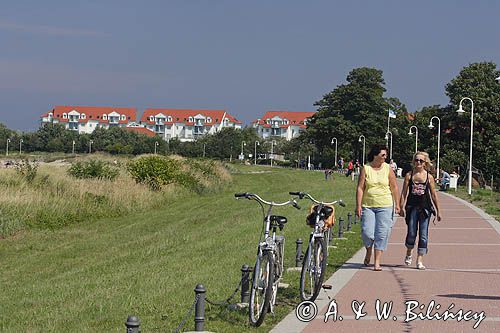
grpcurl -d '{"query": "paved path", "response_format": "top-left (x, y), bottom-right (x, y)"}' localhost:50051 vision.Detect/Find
top-left (272, 191), bottom-right (500, 332)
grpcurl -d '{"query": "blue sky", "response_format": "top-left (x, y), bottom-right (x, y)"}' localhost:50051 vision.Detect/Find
top-left (1, 0), bottom-right (499, 131)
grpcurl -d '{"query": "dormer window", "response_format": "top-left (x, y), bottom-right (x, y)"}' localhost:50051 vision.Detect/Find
top-left (121, 115), bottom-right (126, 121)
top-left (102, 114), bottom-right (108, 120)
top-left (207, 117), bottom-right (212, 123)
top-left (167, 116), bottom-right (172, 122)
top-left (62, 113), bottom-right (67, 119)
top-left (81, 113), bottom-right (86, 119)
top-left (189, 117), bottom-right (193, 122)
top-left (149, 116), bottom-right (154, 121)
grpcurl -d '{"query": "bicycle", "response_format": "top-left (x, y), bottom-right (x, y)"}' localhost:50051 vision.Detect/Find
top-left (289, 191), bottom-right (345, 302)
top-left (235, 192), bottom-right (300, 327)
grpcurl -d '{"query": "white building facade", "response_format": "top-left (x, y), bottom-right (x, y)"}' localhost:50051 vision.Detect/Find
top-left (253, 111), bottom-right (315, 140)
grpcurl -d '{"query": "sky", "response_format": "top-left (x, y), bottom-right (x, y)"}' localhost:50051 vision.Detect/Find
top-left (1, 0), bottom-right (499, 131)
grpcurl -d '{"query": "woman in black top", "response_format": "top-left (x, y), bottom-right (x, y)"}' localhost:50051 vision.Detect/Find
top-left (400, 152), bottom-right (442, 269)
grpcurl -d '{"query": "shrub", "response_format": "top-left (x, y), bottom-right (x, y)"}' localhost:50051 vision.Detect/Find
top-left (67, 160), bottom-right (119, 181)
top-left (127, 155), bottom-right (182, 191)
top-left (15, 159), bottom-right (39, 182)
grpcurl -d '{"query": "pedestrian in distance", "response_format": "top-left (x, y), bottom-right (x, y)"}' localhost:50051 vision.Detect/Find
top-left (389, 159), bottom-right (398, 176)
top-left (399, 151), bottom-right (442, 270)
top-left (356, 145), bottom-right (400, 271)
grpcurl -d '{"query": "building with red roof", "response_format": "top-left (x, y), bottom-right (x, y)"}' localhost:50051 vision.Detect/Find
top-left (252, 111), bottom-right (315, 140)
top-left (140, 108), bottom-right (242, 142)
top-left (41, 106), bottom-right (137, 134)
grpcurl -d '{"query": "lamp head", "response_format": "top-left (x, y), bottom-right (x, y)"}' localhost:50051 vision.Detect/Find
top-left (358, 137), bottom-right (362, 142)
top-left (384, 134), bottom-right (388, 140)
top-left (496, 75), bottom-right (500, 83)
top-left (456, 105), bottom-right (465, 114)
top-left (408, 130), bottom-right (413, 135)
top-left (428, 123), bottom-right (434, 129)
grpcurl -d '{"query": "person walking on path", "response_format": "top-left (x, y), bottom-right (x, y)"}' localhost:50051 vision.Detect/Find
top-left (400, 151), bottom-right (442, 270)
top-left (356, 145), bottom-right (400, 271)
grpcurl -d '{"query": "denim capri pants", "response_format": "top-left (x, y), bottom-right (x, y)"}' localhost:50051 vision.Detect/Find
top-left (361, 206), bottom-right (394, 251)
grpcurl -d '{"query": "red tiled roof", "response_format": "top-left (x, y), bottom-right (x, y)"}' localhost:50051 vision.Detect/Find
top-left (125, 127), bottom-right (157, 137)
top-left (141, 108), bottom-right (242, 125)
top-left (253, 111), bottom-right (315, 126)
top-left (43, 105), bottom-right (137, 123)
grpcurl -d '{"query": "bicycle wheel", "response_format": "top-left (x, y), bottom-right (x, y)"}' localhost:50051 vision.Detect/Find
top-left (300, 237), bottom-right (327, 302)
top-left (249, 250), bottom-right (275, 327)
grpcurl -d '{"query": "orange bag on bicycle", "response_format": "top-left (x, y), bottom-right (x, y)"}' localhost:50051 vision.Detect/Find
top-left (306, 204), bottom-right (335, 229)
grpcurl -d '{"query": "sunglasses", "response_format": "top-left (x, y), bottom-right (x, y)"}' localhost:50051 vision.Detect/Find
top-left (414, 159), bottom-right (425, 163)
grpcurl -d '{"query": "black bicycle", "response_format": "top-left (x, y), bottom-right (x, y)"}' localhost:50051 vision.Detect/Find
top-left (235, 192), bottom-right (300, 327)
top-left (290, 192), bottom-right (345, 302)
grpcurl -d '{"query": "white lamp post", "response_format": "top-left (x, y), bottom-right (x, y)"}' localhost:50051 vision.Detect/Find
top-left (241, 141), bottom-right (246, 159)
top-left (408, 126), bottom-right (418, 153)
top-left (428, 116), bottom-right (441, 178)
top-left (384, 131), bottom-right (393, 160)
top-left (19, 138), bottom-right (23, 155)
top-left (456, 97), bottom-right (474, 195)
top-left (254, 141), bottom-right (259, 165)
top-left (154, 141), bottom-right (159, 154)
top-left (358, 135), bottom-right (366, 166)
top-left (270, 140), bottom-right (276, 167)
top-left (331, 137), bottom-right (338, 167)
top-left (6, 139), bottom-right (10, 156)
top-left (203, 143), bottom-right (206, 158)
top-left (89, 140), bottom-right (93, 154)
top-left (72, 140), bottom-right (75, 155)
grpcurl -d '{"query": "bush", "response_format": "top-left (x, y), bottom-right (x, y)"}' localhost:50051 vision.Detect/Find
top-left (15, 159), bottom-right (39, 182)
top-left (127, 155), bottom-right (182, 191)
top-left (67, 160), bottom-right (119, 181)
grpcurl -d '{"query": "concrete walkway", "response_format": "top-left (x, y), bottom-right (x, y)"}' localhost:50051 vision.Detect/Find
top-left (271, 191), bottom-right (500, 332)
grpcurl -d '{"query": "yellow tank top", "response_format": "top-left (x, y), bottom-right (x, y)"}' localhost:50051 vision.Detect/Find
top-left (362, 162), bottom-right (393, 208)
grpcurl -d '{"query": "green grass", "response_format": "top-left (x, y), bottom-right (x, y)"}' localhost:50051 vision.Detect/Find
top-left (447, 186), bottom-right (499, 221)
top-left (0, 165), bottom-right (360, 332)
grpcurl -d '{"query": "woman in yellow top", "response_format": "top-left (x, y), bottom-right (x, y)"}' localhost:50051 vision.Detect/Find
top-left (356, 145), bottom-right (400, 271)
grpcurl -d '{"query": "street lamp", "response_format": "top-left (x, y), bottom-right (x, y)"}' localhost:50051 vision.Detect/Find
top-left (408, 126), bottom-right (418, 153)
top-left (428, 116), bottom-right (441, 178)
top-left (331, 137), bottom-right (338, 167)
top-left (203, 143), bottom-right (206, 158)
top-left (270, 140), bottom-right (276, 167)
top-left (72, 140), bottom-right (75, 155)
top-left (89, 140), bottom-right (94, 154)
top-left (384, 131), bottom-right (393, 160)
top-left (456, 97), bottom-right (474, 195)
top-left (241, 141), bottom-right (246, 160)
top-left (19, 138), bottom-right (23, 155)
top-left (154, 141), bottom-right (159, 154)
top-left (254, 141), bottom-right (260, 165)
top-left (6, 139), bottom-right (10, 156)
top-left (358, 135), bottom-right (366, 166)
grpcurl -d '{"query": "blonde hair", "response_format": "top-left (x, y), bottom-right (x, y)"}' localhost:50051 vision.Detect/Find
top-left (413, 151), bottom-right (433, 171)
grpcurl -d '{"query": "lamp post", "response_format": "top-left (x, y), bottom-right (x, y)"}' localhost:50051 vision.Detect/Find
top-left (331, 137), bottom-right (338, 167)
top-left (456, 97), bottom-right (474, 195)
top-left (203, 143), bottom-right (206, 158)
top-left (72, 140), bottom-right (75, 155)
top-left (358, 135), bottom-right (366, 165)
top-left (270, 140), bottom-right (276, 167)
top-left (6, 139), bottom-right (10, 156)
top-left (154, 141), bottom-right (159, 154)
top-left (19, 138), bottom-right (23, 155)
top-left (254, 141), bottom-right (259, 165)
top-left (241, 141), bottom-right (246, 160)
top-left (428, 116), bottom-right (441, 178)
top-left (384, 131), bottom-right (393, 160)
top-left (408, 126), bottom-right (418, 153)
top-left (89, 140), bottom-right (93, 154)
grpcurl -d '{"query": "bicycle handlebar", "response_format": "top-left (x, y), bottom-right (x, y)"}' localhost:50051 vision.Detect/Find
top-left (289, 191), bottom-right (345, 207)
top-left (235, 192), bottom-right (300, 209)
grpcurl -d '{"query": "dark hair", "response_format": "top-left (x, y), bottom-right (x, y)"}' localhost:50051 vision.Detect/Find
top-left (367, 144), bottom-right (388, 162)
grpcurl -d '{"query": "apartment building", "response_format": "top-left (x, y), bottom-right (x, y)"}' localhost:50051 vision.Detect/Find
top-left (252, 111), bottom-right (315, 140)
top-left (140, 108), bottom-right (242, 142)
top-left (40, 106), bottom-right (137, 134)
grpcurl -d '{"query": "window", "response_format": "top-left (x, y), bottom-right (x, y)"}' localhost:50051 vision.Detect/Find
top-left (81, 113), bottom-right (86, 119)
top-left (149, 116), bottom-right (154, 121)
top-left (121, 115), bottom-right (126, 121)
top-left (103, 114), bottom-right (108, 120)
top-left (189, 117), bottom-right (193, 122)
top-left (62, 113), bottom-right (67, 119)
top-left (128, 116), bottom-right (131, 120)
top-left (167, 116), bottom-right (172, 122)
top-left (207, 117), bottom-right (211, 123)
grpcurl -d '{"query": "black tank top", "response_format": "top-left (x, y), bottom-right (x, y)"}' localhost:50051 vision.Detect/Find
top-left (407, 171), bottom-right (431, 209)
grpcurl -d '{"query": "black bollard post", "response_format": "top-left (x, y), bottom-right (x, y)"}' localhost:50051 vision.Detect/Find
top-left (125, 315), bottom-right (140, 333)
top-left (347, 213), bottom-right (352, 231)
top-left (354, 212), bottom-right (358, 224)
top-left (194, 284), bottom-right (206, 332)
top-left (295, 239), bottom-right (303, 267)
top-left (338, 218), bottom-right (344, 238)
top-left (241, 264), bottom-right (250, 303)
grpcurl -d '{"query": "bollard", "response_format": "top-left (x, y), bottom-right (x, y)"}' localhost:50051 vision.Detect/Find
top-left (354, 213), bottom-right (358, 224)
top-left (338, 218), bottom-right (344, 238)
top-left (347, 213), bottom-right (352, 231)
top-left (295, 239), bottom-right (303, 267)
top-left (241, 264), bottom-right (251, 303)
top-left (194, 284), bottom-right (206, 332)
top-left (125, 315), bottom-right (140, 333)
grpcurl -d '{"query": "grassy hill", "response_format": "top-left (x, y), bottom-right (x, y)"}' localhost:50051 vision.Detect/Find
top-left (0, 165), bottom-right (360, 332)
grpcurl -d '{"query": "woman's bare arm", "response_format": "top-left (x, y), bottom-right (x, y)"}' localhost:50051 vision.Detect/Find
top-left (389, 167), bottom-right (400, 214)
top-left (428, 174), bottom-right (442, 221)
top-left (356, 167), bottom-right (366, 217)
top-left (399, 172), bottom-right (410, 217)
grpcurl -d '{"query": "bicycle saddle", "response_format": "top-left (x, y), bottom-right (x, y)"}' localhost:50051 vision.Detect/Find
top-left (312, 205), bottom-right (334, 218)
top-left (270, 215), bottom-right (287, 226)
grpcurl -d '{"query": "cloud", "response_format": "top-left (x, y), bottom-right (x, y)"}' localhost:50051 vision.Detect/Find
top-left (0, 19), bottom-right (110, 37)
